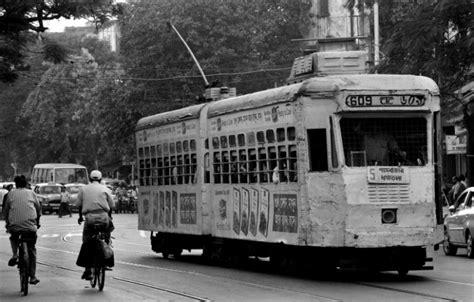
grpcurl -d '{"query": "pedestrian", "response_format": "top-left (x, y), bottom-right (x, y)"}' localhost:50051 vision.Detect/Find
top-left (459, 174), bottom-right (467, 188)
top-left (58, 185), bottom-right (72, 218)
top-left (449, 176), bottom-right (466, 207)
top-left (4, 175), bottom-right (41, 285)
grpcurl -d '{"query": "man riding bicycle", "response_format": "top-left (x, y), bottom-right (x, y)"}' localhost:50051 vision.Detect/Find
top-left (76, 170), bottom-right (115, 281)
top-left (4, 175), bottom-right (41, 285)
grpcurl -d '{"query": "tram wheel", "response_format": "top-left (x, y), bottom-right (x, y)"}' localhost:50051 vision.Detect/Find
top-left (162, 252), bottom-right (169, 259)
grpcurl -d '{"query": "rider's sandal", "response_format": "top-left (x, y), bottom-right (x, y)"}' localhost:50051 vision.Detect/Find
top-left (29, 277), bottom-right (40, 285)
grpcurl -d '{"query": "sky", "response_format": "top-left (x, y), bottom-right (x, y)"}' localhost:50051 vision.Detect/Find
top-left (45, 17), bottom-right (90, 32)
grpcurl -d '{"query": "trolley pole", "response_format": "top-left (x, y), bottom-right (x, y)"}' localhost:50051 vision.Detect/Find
top-left (167, 22), bottom-right (209, 86)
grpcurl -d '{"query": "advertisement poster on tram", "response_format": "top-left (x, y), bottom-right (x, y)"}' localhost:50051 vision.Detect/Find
top-left (259, 189), bottom-right (269, 237)
top-left (273, 194), bottom-right (298, 233)
top-left (233, 188), bottom-right (241, 235)
top-left (172, 191), bottom-right (178, 228)
top-left (241, 188), bottom-right (249, 235)
top-left (250, 188), bottom-right (259, 236)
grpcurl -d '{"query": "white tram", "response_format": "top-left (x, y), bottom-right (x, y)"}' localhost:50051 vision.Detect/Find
top-left (135, 74), bottom-right (443, 274)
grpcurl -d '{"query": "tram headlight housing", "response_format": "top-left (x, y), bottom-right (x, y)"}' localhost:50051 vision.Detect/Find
top-left (381, 208), bottom-right (397, 224)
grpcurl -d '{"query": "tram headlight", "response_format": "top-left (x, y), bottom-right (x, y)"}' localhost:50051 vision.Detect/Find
top-left (381, 208), bottom-right (397, 224)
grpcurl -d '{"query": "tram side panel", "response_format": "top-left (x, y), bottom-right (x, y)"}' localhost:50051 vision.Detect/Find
top-left (136, 119), bottom-right (206, 237)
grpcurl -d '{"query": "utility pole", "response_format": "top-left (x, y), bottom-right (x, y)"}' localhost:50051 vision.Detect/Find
top-left (373, 0), bottom-right (380, 66)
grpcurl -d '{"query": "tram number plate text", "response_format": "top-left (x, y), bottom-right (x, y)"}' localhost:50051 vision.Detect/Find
top-left (345, 95), bottom-right (425, 107)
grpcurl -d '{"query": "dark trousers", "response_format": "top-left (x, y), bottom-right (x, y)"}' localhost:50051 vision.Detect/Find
top-left (10, 231), bottom-right (37, 278)
top-left (58, 202), bottom-right (71, 217)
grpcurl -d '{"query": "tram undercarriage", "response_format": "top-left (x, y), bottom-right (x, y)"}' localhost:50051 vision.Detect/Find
top-left (150, 232), bottom-right (433, 276)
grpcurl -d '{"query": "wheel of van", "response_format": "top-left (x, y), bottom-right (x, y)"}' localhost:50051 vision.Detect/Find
top-left (443, 229), bottom-right (457, 256)
top-left (466, 233), bottom-right (474, 259)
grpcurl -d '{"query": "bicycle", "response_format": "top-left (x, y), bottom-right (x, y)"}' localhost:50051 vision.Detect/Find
top-left (17, 232), bottom-right (34, 296)
top-left (89, 224), bottom-right (113, 291)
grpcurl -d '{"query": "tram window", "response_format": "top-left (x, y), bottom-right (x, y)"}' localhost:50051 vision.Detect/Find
top-left (150, 145), bottom-right (156, 157)
top-left (204, 153), bottom-right (210, 183)
top-left (163, 143), bottom-right (169, 155)
top-left (190, 139), bottom-right (196, 151)
top-left (170, 143), bottom-right (175, 154)
top-left (277, 128), bottom-right (285, 142)
top-left (145, 158), bottom-right (151, 186)
top-left (239, 150), bottom-right (248, 183)
top-left (144, 146), bottom-right (150, 157)
top-left (213, 152), bottom-right (221, 184)
top-left (230, 150), bottom-right (238, 184)
top-left (191, 154), bottom-right (197, 183)
top-left (158, 158), bottom-right (163, 185)
top-left (307, 129), bottom-right (328, 172)
top-left (278, 146), bottom-right (288, 182)
top-left (248, 149), bottom-right (257, 183)
top-left (138, 147), bottom-right (144, 158)
top-left (170, 156), bottom-right (177, 184)
top-left (184, 154), bottom-right (190, 184)
top-left (183, 140), bottom-right (189, 152)
top-left (238, 134), bottom-right (245, 147)
top-left (340, 118), bottom-right (427, 167)
top-left (330, 117), bottom-right (338, 169)
top-left (205, 138), bottom-right (209, 149)
top-left (257, 131), bottom-right (265, 144)
top-left (212, 137), bottom-right (220, 149)
top-left (157, 145), bottom-right (162, 156)
top-left (287, 127), bottom-right (296, 141)
top-left (229, 135), bottom-right (236, 147)
top-left (151, 158), bottom-right (157, 185)
top-left (266, 129), bottom-right (275, 143)
top-left (164, 157), bottom-right (170, 185)
top-left (258, 148), bottom-right (268, 183)
top-left (176, 141), bottom-right (182, 153)
top-left (177, 155), bottom-right (183, 184)
top-left (220, 136), bottom-right (228, 148)
top-left (289, 145), bottom-right (297, 182)
top-left (247, 132), bottom-right (256, 146)
top-left (268, 146), bottom-right (277, 172)
top-left (222, 151), bottom-right (230, 183)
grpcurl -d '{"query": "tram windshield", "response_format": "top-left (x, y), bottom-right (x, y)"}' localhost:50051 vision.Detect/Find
top-left (340, 117), bottom-right (427, 167)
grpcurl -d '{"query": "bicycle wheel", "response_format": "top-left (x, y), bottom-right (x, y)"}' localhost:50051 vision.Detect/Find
top-left (90, 267), bottom-right (97, 288)
top-left (98, 266), bottom-right (105, 291)
top-left (19, 243), bottom-right (29, 296)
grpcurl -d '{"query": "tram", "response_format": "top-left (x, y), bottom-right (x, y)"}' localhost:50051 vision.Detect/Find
top-left (135, 72), bottom-right (443, 275)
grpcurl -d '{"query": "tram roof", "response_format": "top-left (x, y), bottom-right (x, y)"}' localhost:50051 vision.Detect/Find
top-left (136, 103), bottom-right (206, 131)
top-left (136, 74), bottom-right (439, 130)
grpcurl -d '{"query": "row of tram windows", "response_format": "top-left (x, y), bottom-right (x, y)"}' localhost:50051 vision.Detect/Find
top-left (207, 127), bottom-right (297, 184)
top-left (137, 127), bottom-right (298, 186)
top-left (138, 139), bottom-right (197, 186)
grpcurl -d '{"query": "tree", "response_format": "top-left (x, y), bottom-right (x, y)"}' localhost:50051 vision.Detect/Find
top-left (119, 0), bottom-right (312, 112)
top-left (0, 0), bottom-right (121, 82)
top-left (376, 0), bottom-right (473, 95)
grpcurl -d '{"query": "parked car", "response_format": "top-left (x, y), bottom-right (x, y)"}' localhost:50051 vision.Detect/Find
top-left (65, 183), bottom-right (85, 212)
top-left (33, 183), bottom-right (64, 214)
top-left (443, 187), bottom-right (474, 258)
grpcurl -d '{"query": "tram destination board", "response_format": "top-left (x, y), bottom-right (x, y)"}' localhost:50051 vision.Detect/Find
top-left (345, 95), bottom-right (426, 107)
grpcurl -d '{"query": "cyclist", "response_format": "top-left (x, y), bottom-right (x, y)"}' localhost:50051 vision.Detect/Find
top-left (76, 170), bottom-right (115, 281)
top-left (4, 175), bottom-right (41, 285)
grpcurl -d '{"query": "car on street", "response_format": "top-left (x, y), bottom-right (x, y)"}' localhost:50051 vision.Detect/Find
top-left (443, 186), bottom-right (474, 258)
top-left (33, 183), bottom-right (64, 214)
top-left (65, 183), bottom-right (85, 212)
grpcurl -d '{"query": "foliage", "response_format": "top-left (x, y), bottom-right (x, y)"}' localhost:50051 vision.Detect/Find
top-left (119, 0), bottom-right (312, 113)
top-left (375, 0), bottom-right (473, 95)
top-left (0, 0), bottom-right (121, 82)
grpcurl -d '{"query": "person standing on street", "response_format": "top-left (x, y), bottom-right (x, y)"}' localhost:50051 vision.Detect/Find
top-left (4, 175), bottom-right (41, 285)
top-left (58, 185), bottom-right (72, 218)
top-left (76, 170), bottom-right (115, 281)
